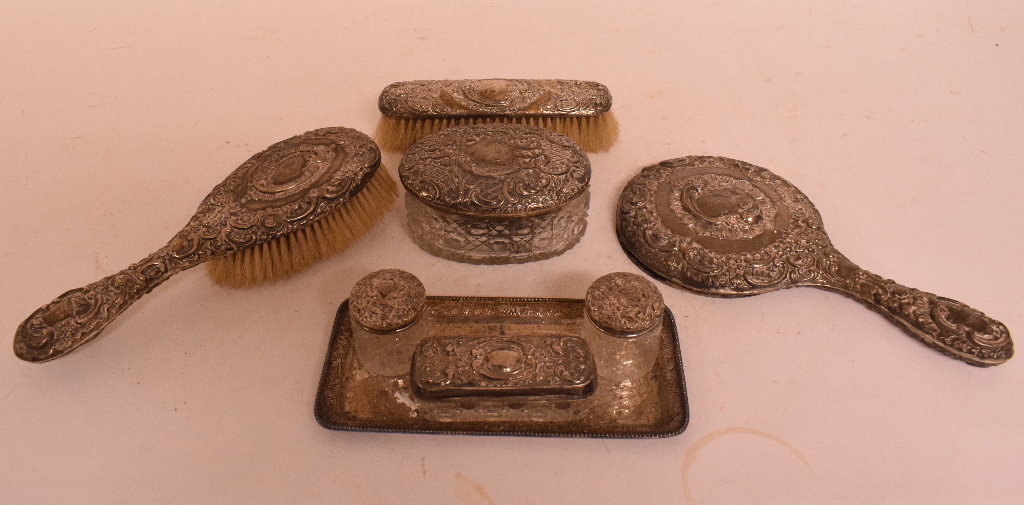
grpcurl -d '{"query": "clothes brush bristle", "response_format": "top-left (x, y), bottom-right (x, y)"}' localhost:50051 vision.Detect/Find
top-left (375, 112), bottom-right (618, 153)
top-left (205, 166), bottom-right (398, 289)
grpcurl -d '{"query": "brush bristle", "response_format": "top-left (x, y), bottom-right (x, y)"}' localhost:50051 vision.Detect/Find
top-left (375, 112), bottom-right (619, 153)
top-left (205, 166), bottom-right (399, 289)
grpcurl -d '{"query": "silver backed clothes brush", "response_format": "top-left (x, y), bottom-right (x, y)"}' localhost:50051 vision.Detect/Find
top-left (375, 79), bottom-right (619, 153)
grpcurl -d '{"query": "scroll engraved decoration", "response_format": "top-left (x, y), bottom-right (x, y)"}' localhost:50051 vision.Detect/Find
top-left (399, 124), bottom-right (590, 216)
top-left (586, 272), bottom-right (665, 336)
top-left (616, 156), bottom-right (1012, 366)
top-left (379, 79), bottom-right (612, 118)
top-left (349, 269), bottom-right (427, 332)
top-left (413, 336), bottom-right (595, 399)
top-left (15, 127), bottom-right (380, 362)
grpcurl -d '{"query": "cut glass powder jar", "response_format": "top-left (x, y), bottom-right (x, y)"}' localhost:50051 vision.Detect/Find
top-left (399, 123), bottom-right (591, 264)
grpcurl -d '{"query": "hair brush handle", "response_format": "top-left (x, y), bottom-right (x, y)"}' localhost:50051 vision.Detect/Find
top-left (818, 252), bottom-right (1013, 367)
top-left (14, 245), bottom-right (196, 363)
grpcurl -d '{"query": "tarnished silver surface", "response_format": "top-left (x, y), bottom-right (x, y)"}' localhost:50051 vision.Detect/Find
top-left (616, 156), bottom-right (1013, 367)
top-left (585, 272), bottom-right (665, 337)
top-left (14, 127), bottom-right (381, 363)
top-left (412, 335), bottom-right (595, 399)
top-left (379, 79), bottom-right (612, 118)
top-left (315, 291), bottom-right (688, 437)
top-left (400, 124), bottom-right (590, 216)
top-left (401, 124), bottom-right (590, 264)
top-left (349, 269), bottom-right (426, 332)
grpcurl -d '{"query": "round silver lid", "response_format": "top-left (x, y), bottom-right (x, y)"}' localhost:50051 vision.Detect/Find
top-left (398, 124), bottom-right (590, 217)
top-left (585, 272), bottom-right (665, 336)
top-left (349, 269), bottom-right (426, 332)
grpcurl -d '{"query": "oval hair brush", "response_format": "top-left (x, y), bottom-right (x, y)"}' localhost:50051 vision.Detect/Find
top-left (375, 79), bottom-right (619, 153)
top-left (14, 126), bottom-right (398, 363)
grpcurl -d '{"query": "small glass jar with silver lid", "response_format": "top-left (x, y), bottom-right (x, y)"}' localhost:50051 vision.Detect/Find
top-left (399, 123), bottom-right (591, 264)
top-left (582, 272), bottom-right (665, 382)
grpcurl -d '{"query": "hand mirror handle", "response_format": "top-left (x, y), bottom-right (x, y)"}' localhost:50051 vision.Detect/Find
top-left (816, 251), bottom-right (1011, 366)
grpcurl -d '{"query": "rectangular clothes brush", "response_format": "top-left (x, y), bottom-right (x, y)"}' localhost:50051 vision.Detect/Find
top-left (375, 79), bottom-right (618, 153)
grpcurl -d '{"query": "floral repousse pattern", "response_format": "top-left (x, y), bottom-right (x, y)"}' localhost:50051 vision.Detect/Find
top-left (378, 79), bottom-right (612, 118)
top-left (349, 269), bottom-right (426, 332)
top-left (15, 127), bottom-right (381, 362)
top-left (585, 272), bottom-right (665, 336)
top-left (616, 156), bottom-right (1012, 366)
top-left (400, 124), bottom-right (590, 216)
top-left (400, 124), bottom-right (590, 264)
top-left (412, 335), bottom-right (595, 399)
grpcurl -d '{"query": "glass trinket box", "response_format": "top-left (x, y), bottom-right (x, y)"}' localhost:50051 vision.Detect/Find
top-left (399, 124), bottom-right (591, 264)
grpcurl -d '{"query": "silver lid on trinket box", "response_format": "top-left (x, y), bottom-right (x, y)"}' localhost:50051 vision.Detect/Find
top-left (585, 272), bottom-right (665, 337)
top-left (399, 123), bottom-right (591, 264)
top-left (349, 269), bottom-right (426, 332)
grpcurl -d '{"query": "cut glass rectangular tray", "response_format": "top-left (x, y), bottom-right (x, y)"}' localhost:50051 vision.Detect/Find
top-left (314, 296), bottom-right (689, 438)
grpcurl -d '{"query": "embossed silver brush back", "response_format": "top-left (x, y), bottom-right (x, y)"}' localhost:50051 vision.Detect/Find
top-left (379, 79), bottom-right (612, 118)
top-left (14, 127), bottom-right (384, 363)
top-left (400, 123), bottom-right (590, 264)
top-left (616, 156), bottom-right (1012, 367)
top-left (375, 79), bottom-right (619, 153)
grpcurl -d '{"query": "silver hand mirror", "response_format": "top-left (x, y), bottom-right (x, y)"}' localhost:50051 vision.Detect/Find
top-left (616, 156), bottom-right (1012, 367)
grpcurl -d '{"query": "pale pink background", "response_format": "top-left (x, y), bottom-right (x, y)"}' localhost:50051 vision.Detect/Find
top-left (2, 1), bottom-right (1022, 503)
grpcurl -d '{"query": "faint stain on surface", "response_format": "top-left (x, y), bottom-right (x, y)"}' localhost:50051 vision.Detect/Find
top-left (393, 390), bottom-right (418, 416)
top-left (455, 473), bottom-right (497, 505)
top-left (680, 427), bottom-right (813, 505)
